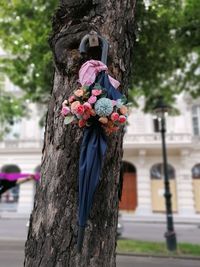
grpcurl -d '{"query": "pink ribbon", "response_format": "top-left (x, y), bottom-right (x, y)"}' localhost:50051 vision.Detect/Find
top-left (79, 60), bottom-right (120, 89)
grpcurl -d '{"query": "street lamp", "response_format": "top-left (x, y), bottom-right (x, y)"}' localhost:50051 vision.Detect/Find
top-left (154, 97), bottom-right (177, 252)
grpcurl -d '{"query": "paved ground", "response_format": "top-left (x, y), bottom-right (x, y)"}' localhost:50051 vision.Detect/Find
top-left (0, 218), bottom-right (200, 266)
top-left (0, 218), bottom-right (28, 241)
top-left (122, 221), bottom-right (200, 244)
top-left (1, 218), bottom-right (200, 244)
top-left (117, 255), bottom-right (200, 267)
top-left (0, 241), bottom-right (24, 267)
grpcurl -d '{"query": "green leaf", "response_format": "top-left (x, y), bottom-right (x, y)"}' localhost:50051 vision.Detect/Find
top-left (64, 116), bottom-right (74, 125)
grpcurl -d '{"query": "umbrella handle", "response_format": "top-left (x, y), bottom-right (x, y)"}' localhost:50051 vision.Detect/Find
top-left (77, 226), bottom-right (85, 253)
top-left (79, 31), bottom-right (109, 65)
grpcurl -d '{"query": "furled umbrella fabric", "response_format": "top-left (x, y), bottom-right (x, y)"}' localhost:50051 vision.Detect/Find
top-left (77, 65), bottom-right (122, 252)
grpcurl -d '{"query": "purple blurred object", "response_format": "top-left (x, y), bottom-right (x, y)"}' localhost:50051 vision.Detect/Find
top-left (0, 173), bottom-right (40, 181)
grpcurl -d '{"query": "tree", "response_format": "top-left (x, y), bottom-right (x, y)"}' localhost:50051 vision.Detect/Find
top-left (24, 1), bottom-right (136, 266)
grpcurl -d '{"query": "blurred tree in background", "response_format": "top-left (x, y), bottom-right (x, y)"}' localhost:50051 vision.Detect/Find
top-left (0, 0), bottom-right (57, 137)
top-left (0, 0), bottom-right (199, 135)
top-left (133, 0), bottom-right (200, 110)
top-left (0, 1), bottom-right (57, 101)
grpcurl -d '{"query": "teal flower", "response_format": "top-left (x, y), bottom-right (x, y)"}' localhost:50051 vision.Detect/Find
top-left (95, 98), bottom-right (113, 117)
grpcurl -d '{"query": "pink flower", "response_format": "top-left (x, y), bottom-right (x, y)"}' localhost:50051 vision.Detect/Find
top-left (76, 105), bottom-right (85, 115)
top-left (61, 106), bottom-right (70, 116)
top-left (118, 115), bottom-right (127, 123)
top-left (88, 96), bottom-right (97, 104)
top-left (62, 100), bottom-right (68, 106)
top-left (71, 101), bottom-right (80, 114)
top-left (99, 117), bottom-right (108, 124)
top-left (120, 105), bottom-right (128, 115)
top-left (112, 100), bottom-right (117, 106)
top-left (83, 113), bottom-right (90, 120)
top-left (92, 89), bottom-right (102, 96)
top-left (74, 89), bottom-right (84, 97)
top-left (111, 112), bottom-right (119, 121)
top-left (78, 119), bottom-right (86, 128)
top-left (69, 95), bottom-right (75, 103)
top-left (89, 109), bottom-right (96, 116)
top-left (83, 102), bottom-right (92, 110)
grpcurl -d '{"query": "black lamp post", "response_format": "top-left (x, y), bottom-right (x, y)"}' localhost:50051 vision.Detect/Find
top-left (154, 97), bottom-right (177, 252)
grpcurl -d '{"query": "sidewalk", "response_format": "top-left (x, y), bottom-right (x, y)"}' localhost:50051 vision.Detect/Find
top-left (0, 211), bottom-right (30, 219)
top-left (120, 212), bottom-right (200, 225)
top-left (1, 210), bottom-right (200, 225)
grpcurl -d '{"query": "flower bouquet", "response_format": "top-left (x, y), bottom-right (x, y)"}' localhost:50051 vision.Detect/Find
top-left (61, 83), bottom-right (128, 135)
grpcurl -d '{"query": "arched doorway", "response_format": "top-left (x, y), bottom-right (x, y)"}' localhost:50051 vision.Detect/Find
top-left (0, 164), bottom-right (21, 204)
top-left (150, 163), bottom-right (177, 213)
top-left (192, 164), bottom-right (200, 213)
top-left (119, 161), bottom-right (137, 211)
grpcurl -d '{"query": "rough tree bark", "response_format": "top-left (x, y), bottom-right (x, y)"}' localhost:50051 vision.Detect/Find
top-left (24, 1), bottom-right (136, 266)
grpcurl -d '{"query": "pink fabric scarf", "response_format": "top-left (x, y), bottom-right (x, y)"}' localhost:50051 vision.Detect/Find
top-left (79, 60), bottom-right (120, 89)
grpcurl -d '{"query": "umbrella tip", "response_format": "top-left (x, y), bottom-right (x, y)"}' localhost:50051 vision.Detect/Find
top-left (77, 226), bottom-right (85, 253)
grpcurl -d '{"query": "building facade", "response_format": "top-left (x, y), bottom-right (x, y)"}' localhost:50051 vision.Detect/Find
top-left (121, 95), bottom-right (200, 221)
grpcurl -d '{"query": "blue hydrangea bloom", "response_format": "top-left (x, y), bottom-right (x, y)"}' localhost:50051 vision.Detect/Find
top-left (94, 98), bottom-right (113, 117)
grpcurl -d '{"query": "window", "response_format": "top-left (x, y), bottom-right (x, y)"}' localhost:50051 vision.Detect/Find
top-left (150, 163), bottom-right (175, 180)
top-left (192, 105), bottom-right (200, 136)
top-left (192, 164), bottom-right (200, 179)
top-left (153, 118), bottom-right (160, 132)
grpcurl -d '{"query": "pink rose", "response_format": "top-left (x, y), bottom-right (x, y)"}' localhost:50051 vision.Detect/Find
top-left (89, 109), bottom-right (96, 116)
top-left (61, 106), bottom-right (70, 116)
top-left (69, 95), bottom-right (75, 103)
top-left (62, 100), bottom-right (68, 106)
top-left (88, 96), bottom-right (97, 104)
top-left (92, 89), bottom-right (102, 96)
top-left (78, 119), bottom-right (86, 128)
top-left (118, 115), bottom-right (126, 123)
top-left (74, 89), bottom-right (84, 97)
top-left (120, 105), bottom-right (128, 115)
top-left (83, 102), bottom-right (92, 110)
top-left (71, 101), bottom-right (80, 113)
top-left (76, 105), bottom-right (85, 115)
top-left (83, 113), bottom-right (90, 120)
top-left (99, 117), bottom-right (108, 124)
top-left (111, 112), bottom-right (119, 121)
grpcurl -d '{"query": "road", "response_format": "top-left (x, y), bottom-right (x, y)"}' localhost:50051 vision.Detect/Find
top-left (0, 218), bottom-right (200, 266)
top-left (121, 221), bottom-right (200, 244)
top-left (0, 241), bottom-right (24, 267)
top-left (117, 255), bottom-right (200, 267)
top-left (1, 218), bottom-right (200, 244)
top-left (0, 241), bottom-right (200, 267)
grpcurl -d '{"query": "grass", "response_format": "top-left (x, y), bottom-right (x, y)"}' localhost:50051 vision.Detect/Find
top-left (117, 239), bottom-right (200, 257)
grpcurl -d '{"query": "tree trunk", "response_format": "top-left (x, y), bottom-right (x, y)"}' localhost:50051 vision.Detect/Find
top-left (24, 1), bottom-right (136, 266)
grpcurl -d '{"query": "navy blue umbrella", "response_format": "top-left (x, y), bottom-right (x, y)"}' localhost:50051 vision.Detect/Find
top-left (77, 71), bottom-right (122, 252)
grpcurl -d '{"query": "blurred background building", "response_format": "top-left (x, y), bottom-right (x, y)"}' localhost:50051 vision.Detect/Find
top-left (0, 48), bottom-right (42, 215)
top-left (0, 54), bottom-right (200, 221)
top-left (121, 95), bottom-right (200, 222)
